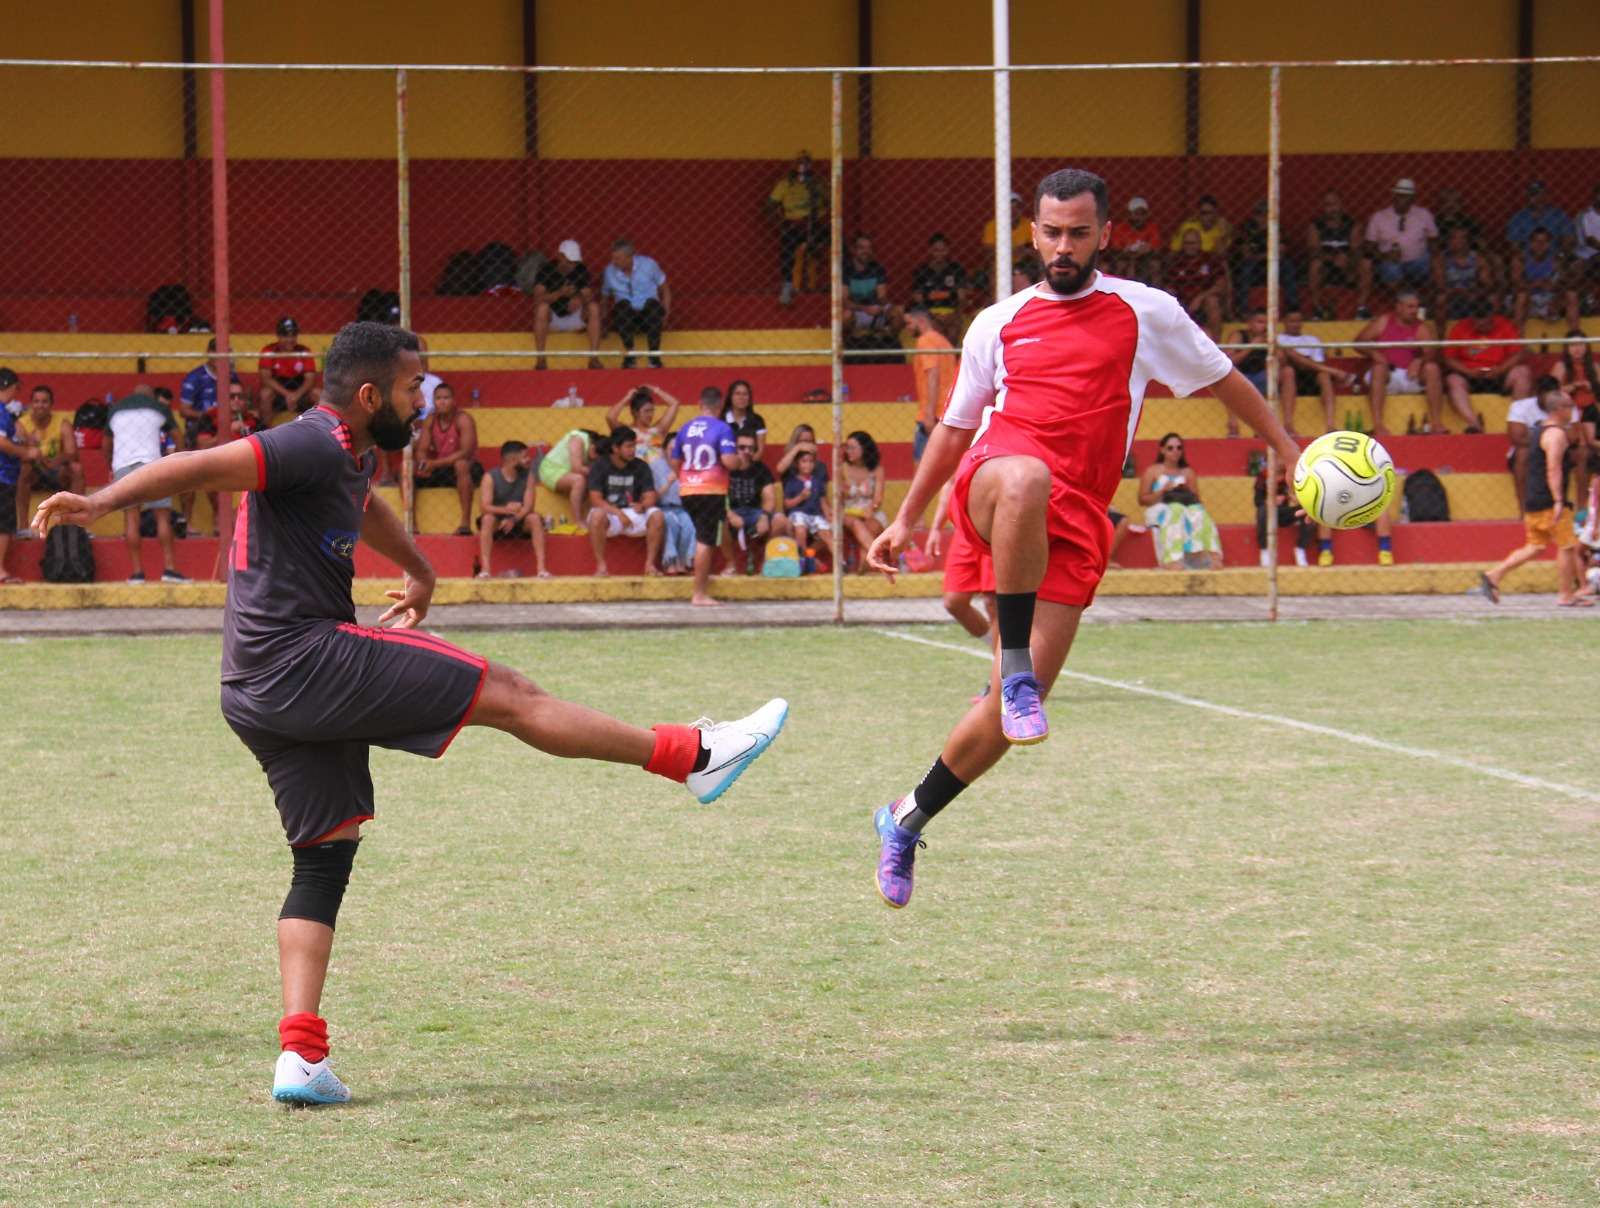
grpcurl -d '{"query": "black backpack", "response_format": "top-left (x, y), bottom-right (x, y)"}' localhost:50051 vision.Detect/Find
top-left (475, 242), bottom-right (519, 291)
top-left (357, 288), bottom-right (401, 324)
top-left (41, 524), bottom-right (95, 583)
top-left (145, 283), bottom-right (194, 333)
top-left (73, 400), bottom-right (108, 430)
top-left (1403, 468), bottom-right (1450, 522)
top-left (437, 250), bottom-right (479, 295)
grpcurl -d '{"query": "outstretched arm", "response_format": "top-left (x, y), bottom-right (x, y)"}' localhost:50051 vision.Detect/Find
top-left (866, 420), bottom-right (971, 576)
top-left (32, 439), bottom-right (259, 535)
top-left (1210, 369), bottom-right (1301, 471)
top-left (361, 491), bottom-right (436, 628)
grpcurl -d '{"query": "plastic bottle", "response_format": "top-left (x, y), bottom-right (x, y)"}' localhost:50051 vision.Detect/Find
top-left (67, 312), bottom-right (78, 333)
top-left (105, 389), bottom-right (115, 404)
top-left (470, 387), bottom-right (481, 405)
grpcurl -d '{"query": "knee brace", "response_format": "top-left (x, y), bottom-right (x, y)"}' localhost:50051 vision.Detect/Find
top-left (280, 839), bottom-right (359, 930)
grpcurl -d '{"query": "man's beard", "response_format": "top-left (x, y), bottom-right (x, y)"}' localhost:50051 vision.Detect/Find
top-left (370, 393), bottom-right (414, 452)
top-left (1043, 247), bottom-right (1100, 296)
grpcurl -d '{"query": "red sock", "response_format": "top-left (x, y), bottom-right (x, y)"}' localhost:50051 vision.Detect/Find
top-left (279, 1011), bottom-right (329, 1063)
top-left (645, 724), bottom-right (701, 783)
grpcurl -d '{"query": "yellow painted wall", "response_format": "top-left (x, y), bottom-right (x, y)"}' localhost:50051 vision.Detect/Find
top-left (1532, 0), bottom-right (1600, 149)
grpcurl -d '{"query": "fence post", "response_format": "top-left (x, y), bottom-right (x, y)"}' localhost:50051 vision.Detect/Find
top-left (208, 0), bottom-right (235, 579)
top-left (396, 67), bottom-right (415, 536)
top-left (992, 0), bottom-right (1012, 303)
top-left (831, 70), bottom-right (845, 624)
top-left (1264, 64), bottom-right (1283, 622)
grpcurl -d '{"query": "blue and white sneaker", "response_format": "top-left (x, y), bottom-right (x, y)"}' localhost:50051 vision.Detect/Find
top-left (684, 698), bottom-right (789, 804)
top-left (272, 1051), bottom-right (352, 1105)
top-left (874, 804), bottom-right (926, 908)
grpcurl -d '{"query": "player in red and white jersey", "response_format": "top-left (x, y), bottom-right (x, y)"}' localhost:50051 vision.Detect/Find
top-left (865, 168), bottom-right (1301, 908)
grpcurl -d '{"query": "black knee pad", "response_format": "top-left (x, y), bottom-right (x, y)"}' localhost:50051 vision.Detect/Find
top-left (280, 839), bottom-right (359, 929)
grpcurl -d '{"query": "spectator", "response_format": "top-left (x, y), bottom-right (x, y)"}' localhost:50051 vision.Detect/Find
top-left (606, 383), bottom-right (681, 461)
top-left (1433, 226), bottom-right (1493, 321)
top-left (1553, 331), bottom-right (1599, 396)
top-left (1431, 187), bottom-right (1500, 288)
top-left (1355, 178), bottom-right (1437, 319)
top-left (1350, 290), bottom-right (1445, 436)
top-left (16, 384), bottom-right (82, 534)
top-left (1511, 227), bottom-right (1580, 330)
top-left (538, 427), bottom-right (598, 529)
top-left (1255, 463), bottom-right (1314, 567)
top-left (1166, 227), bottom-right (1227, 337)
top-left (1304, 190), bottom-right (1357, 319)
top-left (533, 239), bottom-right (603, 372)
top-left (586, 425), bottom-right (663, 576)
top-left (1573, 184), bottom-right (1600, 304)
top-left (178, 337), bottom-right (242, 451)
top-left (0, 380), bottom-right (37, 578)
top-left (414, 382), bottom-right (482, 535)
top-left (602, 239), bottom-right (670, 369)
top-left (1139, 432), bottom-right (1222, 569)
top-left (907, 307), bottom-right (955, 465)
top-left (1110, 196), bottom-right (1163, 285)
top-left (184, 380), bottom-right (258, 536)
top-left (1231, 199), bottom-right (1298, 315)
top-left (782, 445), bottom-right (833, 570)
top-left (723, 432), bottom-right (784, 574)
top-left (774, 422), bottom-right (818, 480)
top-left (651, 433), bottom-right (697, 577)
top-left (1105, 506), bottom-right (1139, 569)
top-left (925, 479), bottom-right (994, 638)
top-left (1011, 251), bottom-right (1044, 296)
top-left (1443, 299), bottom-right (1532, 430)
top-left (256, 316), bottom-right (320, 424)
top-left (909, 233), bottom-right (971, 341)
top-left (1224, 308), bottom-right (1271, 439)
top-left (1506, 376), bottom-right (1562, 513)
top-left (767, 151), bottom-right (827, 306)
top-left (839, 430), bottom-right (886, 571)
top-left (981, 191), bottom-right (1032, 261)
top-left (0, 367), bottom-right (19, 420)
top-left (842, 234), bottom-right (903, 352)
top-left (1278, 307), bottom-right (1356, 435)
top-left (1480, 387), bottom-right (1586, 606)
top-left (475, 440), bottom-right (549, 580)
top-left (1506, 180), bottom-right (1574, 253)
top-left (669, 393), bottom-right (740, 606)
top-left (1316, 510), bottom-right (1395, 566)
top-left (1168, 193), bottom-right (1234, 258)
top-left (106, 385), bottom-right (187, 584)
top-left (721, 379), bottom-right (767, 455)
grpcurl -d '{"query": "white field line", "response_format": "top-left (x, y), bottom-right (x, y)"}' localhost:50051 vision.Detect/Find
top-left (875, 628), bottom-right (1600, 805)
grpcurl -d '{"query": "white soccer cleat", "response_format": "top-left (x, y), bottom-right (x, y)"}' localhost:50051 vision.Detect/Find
top-left (272, 1050), bottom-right (352, 1105)
top-left (685, 698), bottom-right (789, 804)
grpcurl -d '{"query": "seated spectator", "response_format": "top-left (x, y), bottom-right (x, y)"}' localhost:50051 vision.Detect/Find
top-left (183, 381), bottom-right (260, 535)
top-left (1166, 228), bottom-right (1227, 337)
top-left (907, 307), bottom-right (955, 465)
top-left (1511, 227), bottom-right (1580, 329)
top-left (1316, 510), bottom-right (1395, 567)
top-left (1433, 226), bottom-right (1493, 321)
top-left (1110, 196), bottom-right (1163, 285)
top-left (606, 383), bottom-right (681, 461)
top-left (1506, 376), bottom-right (1562, 511)
top-left (842, 234), bottom-right (904, 352)
top-left (782, 445), bottom-right (833, 570)
top-left (1224, 308), bottom-right (1271, 438)
top-left (533, 240), bottom-right (603, 371)
top-left (1573, 184), bottom-right (1600, 303)
top-left (178, 338), bottom-right (242, 450)
top-left (1304, 190), bottom-right (1357, 319)
top-left (1553, 330), bottom-right (1599, 395)
top-left (537, 427), bottom-right (597, 530)
top-left (1255, 463), bottom-right (1314, 567)
top-left (981, 191), bottom-right (1032, 262)
top-left (723, 433), bottom-right (785, 574)
top-left (925, 479), bottom-right (994, 636)
top-left (1350, 289), bottom-right (1444, 435)
top-left (1105, 507), bottom-right (1140, 569)
top-left (16, 384), bottom-right (82, 535)
top-left (1506, 179), bottom-right (1574, 254)
top-left (1432, 186), bottom-right (1498, 282)
top-left (414, 382), bottom-right (482, 535)
top-left (774, 422), bottom-right (818, 480)
top-left (602, 240), bottom-right (669, 369)
top-left (1168, 194), bottom-right (1234, 260)
top-left (1356, 178), bottom-right (1437, 319)
top-left (476, 440), bottom-right (549, 579)
top-left (586, 425), bottom-right (664, 576)
top-left (256, 316), bottom-right (319, 424)
top-left (839, 430), bottom-right (886, 572)
top-left (0, 386), bottom-right (34, 580)
top-left (1277, 307), bottom-right (1357, 435)
top-left (1011, 251), bottom-right (1044, 295)
top-left (721, 379), bottom-right (768, 455)
top-left (106, 385), bottom-right (187, 583)
top-left (909, 233), bottom-right (972, 341)
top-left (1231, 199), bottom-right (1298, 315)
top-left (1443, 299), bottom-right (1531, 430)
top-left (768, 151), bottom-right (827, 305)
top-left (1138, 432), bottom-right (1222, 570)
top-left (651, 432), bottom-right (696, 577)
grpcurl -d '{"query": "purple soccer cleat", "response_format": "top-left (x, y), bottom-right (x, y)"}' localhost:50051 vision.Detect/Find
top-left (999, 672), bottom-right (1049, 745)
top-left (874, 804), bottom-right (925, 909)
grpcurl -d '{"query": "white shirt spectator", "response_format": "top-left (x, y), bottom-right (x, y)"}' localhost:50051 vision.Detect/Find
top-left (1365, 205), bottom-right (1438, 262)
top-left (1278, 331), bottom-right (1326, 363)
top-left (1574, 203), bottom-right (1600, 261)
top-left (1506, 395), bottom-right (1545, 429)
top-left (107, 390), bottom-right (177, 474)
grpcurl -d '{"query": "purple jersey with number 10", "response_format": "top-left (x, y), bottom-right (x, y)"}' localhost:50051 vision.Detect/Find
top-left (670, 415), bottom-right (737, 496)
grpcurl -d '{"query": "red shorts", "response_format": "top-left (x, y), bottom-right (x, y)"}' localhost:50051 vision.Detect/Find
top-left (942, 523), bottom-right (995, 595)
top-left (950, 443), bottom-right (1114, 608)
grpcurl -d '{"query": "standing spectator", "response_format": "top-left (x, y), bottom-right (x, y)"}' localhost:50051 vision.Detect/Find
top-left (475, 440), bottom-right (548, 580)
top-left (721, 379), bottom-right (767, 455)
top-left (413, 383), bottom-right (482, 535)
top-left (839, 431), bottom-right (886, 571)
top-left (1168, 194), bottom-right (1234, 258)
top-left (256, 316), bottom-right (320, 424)
top-left (907, 307), bottom-right (955, 464)
top-left (0, 384), bottom-right (37, 578)
top-left (767, 151), bottom-right (827, 306)
top-left (1506, 376), bottom-right (1562, 512)
top-left (1506, 180), bottom-right (1575, 253)
top-left (1110, 196), bottom-right (1163, 284)
top-left (532, 240), bottom-right (603, 371)
top-left (1278, 308), bottom-right (1357, 436)
top-left (1433, 226), bottom-right (1493, 321)
top-left (1166, 227), bottom-right (1227, 337)
top-left (1231, 199), bottom-right (1298, 315)
top-left (16, 384), bottom-right (82, 534)
top-left (1573, 184), bottom-right (1600, 305)
top-left (1511, 227), bottom-right (1580, 330)
top-left (1443, 299), bottom-right (1531, 430)
top-left (1224, 309), bottom-right (1271, 439)
top-left (723, 433), bottom-right (783, 573)
top-left (602, 240), bottom-right (670, 369)
top-left (105, 385), bottom-right (186, 583)
top-left (1355, 179), bottom-right (1438, 319)
top-left (586, 425), bottom-right (664, 576)
top-left (606, 383), bottom-right (681, 461)
top-left (1350, 290), bottom-right (1445, 435)
top-left (1139, 433), bottom-right (1223, 570)
top-left (783, 446), bottom-right (833, 570)
top-left (1304, 190), bottom-right (1357, 319)
top-left (909, 233), bottom-right (971, 341)
top-left (178, 338), bottom-right (241, 450)
top-left (669, 394), bottom-right (739, 606)
top-left (1480, 387), bottom-right (1587, 606)
top-left (1256, 463), bottom-right (1313, 567)
top-left (842, 234), bottom-right (903, 350)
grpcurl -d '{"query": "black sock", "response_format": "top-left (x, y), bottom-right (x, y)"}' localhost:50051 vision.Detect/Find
top-left (891, 758), bottom-right (967, 833)
top-left (995, 591), bottom-right (1036, 679)
top-left (691, 739), bottom-right (710, 773)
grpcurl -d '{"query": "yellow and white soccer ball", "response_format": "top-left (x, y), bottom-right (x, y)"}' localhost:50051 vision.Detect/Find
top-left (1292, 431), bottom-right (1397, 529)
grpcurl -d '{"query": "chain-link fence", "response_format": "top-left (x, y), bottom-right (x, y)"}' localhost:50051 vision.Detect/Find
top-left (1, 57), bottom-right (1596, 616)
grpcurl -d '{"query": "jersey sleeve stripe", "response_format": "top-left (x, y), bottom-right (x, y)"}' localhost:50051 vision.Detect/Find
top-left (246, 434), bottom-right (267, 491)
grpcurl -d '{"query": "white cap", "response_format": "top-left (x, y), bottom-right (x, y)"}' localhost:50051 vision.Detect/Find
top-left (1393, 178), bottom-right (1416, 194)
top-left (1128, 196), bottom-right (1149, 212)
top-left (558, 239), bottom-right (582, 262)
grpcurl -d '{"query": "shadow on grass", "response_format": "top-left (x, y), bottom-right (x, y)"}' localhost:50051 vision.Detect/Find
top-left (2, 1026), bottom-right (244, 1066)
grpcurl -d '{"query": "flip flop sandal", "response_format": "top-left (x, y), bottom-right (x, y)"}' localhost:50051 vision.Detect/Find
top-left (1477, 572), bottom-right (1500, 604)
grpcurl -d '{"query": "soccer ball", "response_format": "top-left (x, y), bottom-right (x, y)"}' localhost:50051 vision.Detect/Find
top-left (1293, 431), bottom-right (1397, 529)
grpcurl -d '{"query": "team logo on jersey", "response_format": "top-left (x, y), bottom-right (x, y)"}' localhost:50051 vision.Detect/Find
top-left (320, 529), bottom-right (359, 561)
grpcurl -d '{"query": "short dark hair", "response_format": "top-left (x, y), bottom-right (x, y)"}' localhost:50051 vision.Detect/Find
top-left (0, 368), bottom-right (17, 389)
top-left (1470, 297), bottom-right (1495, 319)
top-left (1034, 168), bottom-right (1109, 222)
top-left (153, 386), bottom-right (173, 402)
top-left (609, 424), bottom-right (637, 446)
top-left (500, 439), bottom-right (528, 459)
top-left (928, 232), bottom-right (948, 245)
top-left (629, 387), bottom-right (653, 412)
top-left (1198, 193), bottom-right (1219, 207)
top-left (1250, 307), bottom-right (1267, 318)
top-left (1530, 225), bottom-right (1551, 239)
top-left (323, 321), bottom-right (421, 406)
top-left (1535, 374), bottom-right (1561, 399)
top-left (433, 380), bottom-right (454, 396)
top-left (31, 384), bottom-right (54, 402)
top-left (612, 238), bottom-right (633, 253)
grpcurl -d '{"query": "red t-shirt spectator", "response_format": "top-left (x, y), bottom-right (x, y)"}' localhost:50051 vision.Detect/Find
top-left (260, 342), bottom-right (317, 389)
top-left (1166, 252), bottom-right (1225, 305)
top-left (1446, 315), bottom-right (1519, 373)
top-left (1111, 219), bottom-right (1163, 253)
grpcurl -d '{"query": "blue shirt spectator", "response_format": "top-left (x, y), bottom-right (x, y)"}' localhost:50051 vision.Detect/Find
top-left (603, 250), bottom-right (667, 308)
top-left (180, 356), bottom-right (242, 416)
top-left (0, 402), bottom-right (19, 487)
top-left (1506, 181), bottom-right (1574, 249)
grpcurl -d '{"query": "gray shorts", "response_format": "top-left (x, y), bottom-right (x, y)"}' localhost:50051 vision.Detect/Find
top-left (112, 462), bottom-right (172, 512)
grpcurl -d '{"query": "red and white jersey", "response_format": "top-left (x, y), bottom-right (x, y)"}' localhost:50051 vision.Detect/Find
top-left (942, 274), bottom-right (1232, 507)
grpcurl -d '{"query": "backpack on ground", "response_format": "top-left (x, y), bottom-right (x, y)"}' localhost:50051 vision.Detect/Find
top-left (761, 535), bottom-right (802, 578)
top-left (41, 523), bottom-right (95, 583)
top-left (475, 242), bottom-right (520, 292)
top-left (1403, 468), bottom-right (1450, 522)
top-left (73, 399), bottom-right (108, 450)
top-left (437, 250), bottom-right (479, 295)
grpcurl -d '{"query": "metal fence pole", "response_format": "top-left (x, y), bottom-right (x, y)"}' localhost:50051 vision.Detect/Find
top-left (992, 0), bottom-right (1012, 301)
top-left (396, 67), bottom-right (415, 536)
top-left (1264, 64), bottom-right (1283, 622)
top-left (830, 71), bottom-right (845, 623)
top-left (208, 0), bottom-right (235, 580)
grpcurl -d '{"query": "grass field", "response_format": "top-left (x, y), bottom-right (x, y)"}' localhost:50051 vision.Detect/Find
top-left (3, 618), bottom-right (1599, 1206)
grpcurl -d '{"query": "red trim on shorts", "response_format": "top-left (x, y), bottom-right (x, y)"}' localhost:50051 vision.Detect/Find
top-left (293, 813), bottom-right (374, 848)
top-left (334, 621), bottom-right (488, 670)
top-left (246, 434), bottom-right (266, 490)
top-left (434, 661), bottom-right (489, 758)
top-left (232, 492), bottom-right (250, 572)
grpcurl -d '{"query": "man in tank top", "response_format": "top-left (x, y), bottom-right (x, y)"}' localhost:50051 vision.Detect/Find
top-left (1350, 289), bottom-right (1444, 436)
